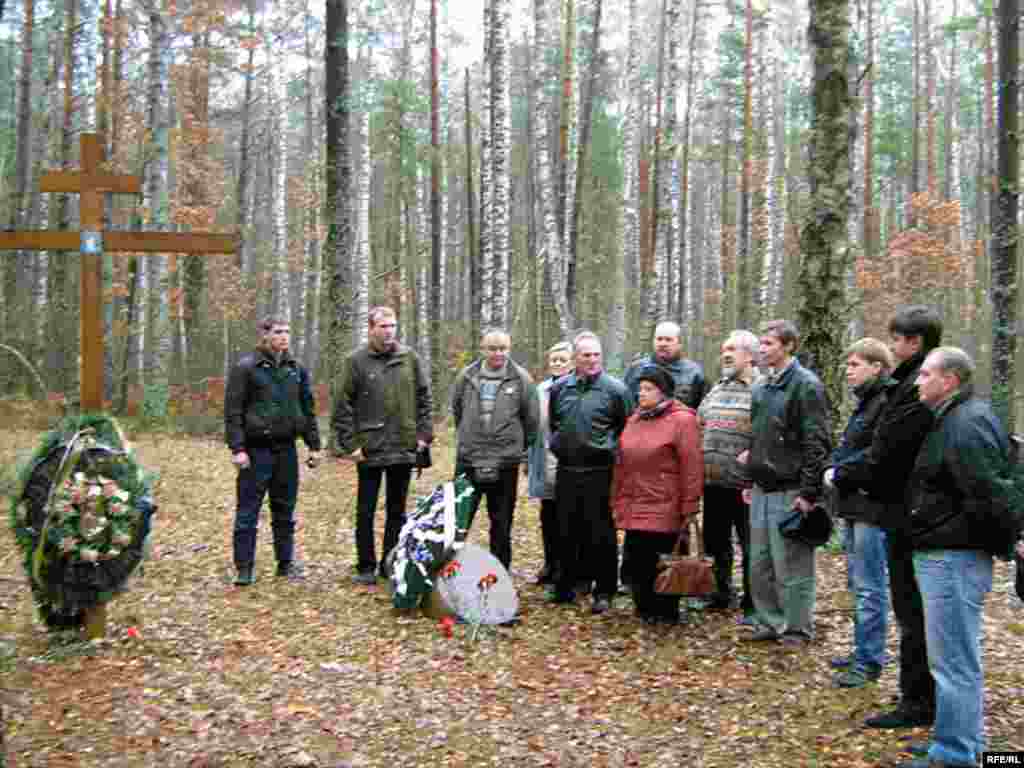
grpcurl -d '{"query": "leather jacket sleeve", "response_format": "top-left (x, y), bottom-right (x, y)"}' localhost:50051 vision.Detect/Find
top-left (224, 358), bottom-right (250, 453)
top-left (331, 356), bottom-right (358, 454)
top-left (797, 378), bottom-right (831, 502)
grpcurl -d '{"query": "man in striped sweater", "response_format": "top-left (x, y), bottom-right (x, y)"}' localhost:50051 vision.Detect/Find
top-left (697, 330), bottom-right (759, 618)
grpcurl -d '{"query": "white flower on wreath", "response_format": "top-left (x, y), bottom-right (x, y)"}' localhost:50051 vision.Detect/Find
top-left (79, 548), bottom-right (100, 563)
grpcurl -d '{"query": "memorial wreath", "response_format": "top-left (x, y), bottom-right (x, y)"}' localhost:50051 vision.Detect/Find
top-left (8, 414), bottom-right (156, 630)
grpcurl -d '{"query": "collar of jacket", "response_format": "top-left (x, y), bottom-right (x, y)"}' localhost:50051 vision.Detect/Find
top-left (853, 374), bottom-right (892, 402)
top-left (932, 387), bottom-right (971, 422)
top-left (255, 346), bottom-right (295, 368)
top-left (368, 342), bottom-right (408, 360)
top-left (765, 357), bottom-right (798, 388)
top-left (891, 351), bottom-right (927, 384)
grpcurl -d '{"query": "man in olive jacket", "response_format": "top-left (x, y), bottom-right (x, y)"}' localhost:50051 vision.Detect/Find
top-left (332, 307), bottom-right (433, 584)
top-left (893, 347), bottom-right (1011, 768)
top-left (451, 328), bottom-right (539, 569)
top-left (225, 318), bottom-right (321, 586)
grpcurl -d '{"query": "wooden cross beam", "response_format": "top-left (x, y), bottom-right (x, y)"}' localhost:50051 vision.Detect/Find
top-left (0, 133), bottom-right (237, 411)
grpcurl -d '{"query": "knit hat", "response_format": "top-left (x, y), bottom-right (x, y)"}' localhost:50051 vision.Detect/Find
top-left (636, 365), bottom-right (675, 398)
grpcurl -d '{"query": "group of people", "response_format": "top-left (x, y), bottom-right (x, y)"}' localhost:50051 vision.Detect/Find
top-left (224, 304), bottom-right (1019, 768)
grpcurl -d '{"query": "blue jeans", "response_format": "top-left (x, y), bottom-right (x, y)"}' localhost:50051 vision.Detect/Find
top-left (914, 549), bottom-right (993, 767)
top-left (749, 487), bottom-right (816, 638)
top-left (850, 522), bottom-right (889, 669)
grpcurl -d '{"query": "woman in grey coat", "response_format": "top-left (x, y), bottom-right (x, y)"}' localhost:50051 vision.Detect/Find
top-left (527, 342), bottom-right (572, 584)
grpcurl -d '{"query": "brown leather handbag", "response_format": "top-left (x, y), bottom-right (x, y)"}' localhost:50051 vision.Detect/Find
top-left (654, 517), bottom-right (715, 597)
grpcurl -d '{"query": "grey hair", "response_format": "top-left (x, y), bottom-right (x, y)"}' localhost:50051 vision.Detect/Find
top-left (573, 330), bottom-right (603, 352)
top-left (726, 329), bottom-right (759, 357)
top-left (928, 346), bottom-right (975, 387)
top-left (481, 327), bottom-right (511, 343)
top-left (547, 341), bottom-right (573, 356)
top-left (654, 320), bottom-right (682, 340)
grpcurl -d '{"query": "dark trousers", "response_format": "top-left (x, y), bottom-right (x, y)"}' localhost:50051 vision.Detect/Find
top-left (355, 463), bottom-right (413, 574)
top-left (234, 442), bottom-right (299, 569)
top-left (703, 484), bottom-right (754, 612)
top-left (888, 536), bottom-right (936, 711)
top-left (554, 467), bottom-right (617, 599)
top-left (624, 530), bottom-right (681, 621)
top-left (540, 498), bottom-right (559, 575)
top-left (464, 466), bottom-right (520, 570)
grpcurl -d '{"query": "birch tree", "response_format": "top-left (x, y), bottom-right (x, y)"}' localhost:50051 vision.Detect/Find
top-left (490, 0), bottom-right (511, 327)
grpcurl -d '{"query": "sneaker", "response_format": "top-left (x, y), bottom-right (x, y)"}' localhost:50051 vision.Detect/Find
top-left (351, 570), bottom-right (377, 585)
top-left (706, 593), bottom-right (736, 611)
top-left (830, 655), bottom-right (852, 669)
top-left (276, 561), bottom-right (306, 581)
top-left (737, 614), bottom-right (758, 628)
top-left (834, 664), bottom-right (881, 688)
top-left (534, 566), bottom-right (555, 585)
top-left (575, 580), bottom-right (593, 596)
top-left (742, 627), bottom-right (780, 642)
top-left (546, 590), bottom-right (576, 605)
top-left (901, 742), bottom-right (930, 757)
top-left (864, 704), bottom-right (935, 729)
top-left (780, 633), bottom-right (811, 647)
top-left (234, 566), bottom-right (255, 586)
top-left (591, 596), bottom-right (612, 615)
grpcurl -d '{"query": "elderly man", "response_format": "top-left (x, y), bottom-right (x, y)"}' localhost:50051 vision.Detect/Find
top-left (333, 307), bottom-right (433, 585)
top-left (894, 348), bottom-right (1011, 768)
top-left (548, 331), bottom-right (633, 614)
top-left (451, 328), bottom-right (539, 570)
top-left (742, 320), bottom-right (831, 646)
top-left (697, 330), bottom-right (758, 617)
top-left (625, 320), bottom-right (707, 409)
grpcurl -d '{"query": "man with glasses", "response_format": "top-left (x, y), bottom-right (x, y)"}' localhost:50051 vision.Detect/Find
top-left (451, 328), bottom-right (539, 570)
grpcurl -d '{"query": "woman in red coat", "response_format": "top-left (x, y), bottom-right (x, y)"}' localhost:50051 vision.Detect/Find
top-left (613, 365), bottom-right (704, 625)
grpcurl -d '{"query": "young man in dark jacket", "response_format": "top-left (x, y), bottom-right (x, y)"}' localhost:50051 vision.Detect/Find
top-left (849, 306), bottom-right (942, 729)
top-left (451, 328), bottom-right (539, 569)
top-left (824, 338), bottom-right (893, 687)
top-left (893, 347), bottom-right (1010, 768)
top-left (332, 307), bottom-right (433, 584)
top-left (224, 318), bottom-right (321, 585)
top-left (743, 319), bottom-right (831, 645)
top-left (548, 331), bottom-right (633, 614)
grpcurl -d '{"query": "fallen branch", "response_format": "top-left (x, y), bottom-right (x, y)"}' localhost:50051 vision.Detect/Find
top-left (0, 342), bottom-right (48, 399)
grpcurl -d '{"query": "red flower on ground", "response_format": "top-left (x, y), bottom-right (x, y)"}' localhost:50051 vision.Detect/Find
top-left (126, 626), bottom-right (140, 639)
top-left (439, 615), bottom-right (455, 638)
top-left (477, 572), bottom-right (498, 591)
top-left (439, 560), bottom-right (462, 580)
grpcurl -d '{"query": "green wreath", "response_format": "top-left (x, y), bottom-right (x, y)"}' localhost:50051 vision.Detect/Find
top-left (8, 414), bottom-right (156, 629)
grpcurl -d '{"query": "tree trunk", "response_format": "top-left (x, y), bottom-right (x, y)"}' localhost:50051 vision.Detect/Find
top-left (533, 0), bottom-right (575, 338)
top-left (464, 70), bottom-right (479, 343)
top-left (490, 0), bottom-right (511, 328)
top-left (324, 0), bottom-right (353, 446)
top-left (570, 0), bottom-right (602, 325)
top-left (798, 0), bottom-right (854, 425)
top-left (991, 0), bottom-right (1018, 428)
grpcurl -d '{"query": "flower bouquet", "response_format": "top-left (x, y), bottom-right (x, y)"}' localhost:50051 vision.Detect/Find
top-left (8, 414), bottom-right (156, 630)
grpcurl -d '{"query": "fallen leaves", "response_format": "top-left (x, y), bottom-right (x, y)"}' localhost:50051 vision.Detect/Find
top-left (1, 425), bottom-right (1023, 767)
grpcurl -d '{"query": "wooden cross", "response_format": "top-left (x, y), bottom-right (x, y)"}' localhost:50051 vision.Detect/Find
top-left (0, 133), bottom-right (237, 639)
top-left (0, 133), bottom-right (237, 410)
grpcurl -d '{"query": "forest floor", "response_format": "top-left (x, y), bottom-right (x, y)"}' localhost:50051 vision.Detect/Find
top-left (1, 413), bottom-right (1023, 768)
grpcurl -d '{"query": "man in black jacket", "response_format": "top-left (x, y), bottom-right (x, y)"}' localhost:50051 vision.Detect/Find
top-left (893, 347), bottom-right (1010, 768)
top-left (851, 305), bottom-right (942, 729)
top-left (548, 331), bottom-right (633, 614)
top-left (224, 318), bottom-right (321, 585)
top-left (743, 319), bottom-right (831, 645)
